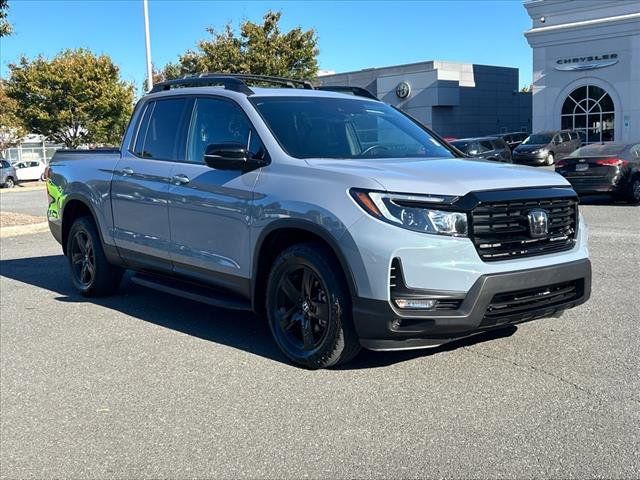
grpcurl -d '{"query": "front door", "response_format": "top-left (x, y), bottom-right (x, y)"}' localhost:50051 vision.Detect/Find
top-left (111, 97), bottom-right (191, 271)
top-left (167, 96), bottom-right (264, 290)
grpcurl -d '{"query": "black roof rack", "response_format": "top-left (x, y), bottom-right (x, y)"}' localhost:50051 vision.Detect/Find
top-left (148, 73), bottom-right (380, 101)
top-left (149, 75), bottom-right (254, 94)
top-left (149, 73), bottom-right (314, 95)
top-left (316, 85), bottom-right (378, 100)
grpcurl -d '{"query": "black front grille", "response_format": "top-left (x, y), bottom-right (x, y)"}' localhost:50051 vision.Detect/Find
top-left (469, 197), bottom-right (578, 261)
top-left (480, 279), bottom-right (582, 326)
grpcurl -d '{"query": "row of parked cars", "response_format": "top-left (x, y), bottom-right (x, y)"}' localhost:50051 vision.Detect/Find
top-left (449, 129), bottom-right (581, 165)
top-left (448, 130), bottom-right (640, 204)
top-left (0, 157), bottom-right (48, 188)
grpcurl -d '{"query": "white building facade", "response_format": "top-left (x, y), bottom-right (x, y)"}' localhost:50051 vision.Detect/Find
top-left (524, 0), bottom-right (640, 144)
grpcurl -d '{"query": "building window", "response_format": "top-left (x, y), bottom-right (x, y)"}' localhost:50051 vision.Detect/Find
top-left (561, 85), bottom-right (614, 144)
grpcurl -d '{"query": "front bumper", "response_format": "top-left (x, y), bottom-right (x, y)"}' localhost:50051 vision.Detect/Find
top-left (353, 258), bottom-right (591, 351)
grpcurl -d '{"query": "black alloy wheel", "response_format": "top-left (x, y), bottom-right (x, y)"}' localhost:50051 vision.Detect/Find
top-left (66, 216), bottom-right (123, 296)
top-left (266, 243), bottom-right (360, 369)
top-left (274, 264), bottom-right (330, 352)
top-left (4, 177), bottom-right (14, 188)
top-left (70, 229), bottom-right (96, 288)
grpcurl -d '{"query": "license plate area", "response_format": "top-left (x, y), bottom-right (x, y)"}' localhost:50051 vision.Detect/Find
top-left (575, 163), bottom-right (589, 172)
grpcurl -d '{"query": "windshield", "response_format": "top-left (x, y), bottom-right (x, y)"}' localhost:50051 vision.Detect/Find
top-left (522, 134), bottom-right (553, 145)
top-left (450, 140), bottom-right (470, 151)
top-left (250, 97), bottom-right (455, 159)
top-left (569, 144), bottom-right (626, 157)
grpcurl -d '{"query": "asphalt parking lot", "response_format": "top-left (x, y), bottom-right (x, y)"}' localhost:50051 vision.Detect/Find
top-left (0, 186), bottom-right (48, 218)
top-left (1, 195), bottom-right (639, 478)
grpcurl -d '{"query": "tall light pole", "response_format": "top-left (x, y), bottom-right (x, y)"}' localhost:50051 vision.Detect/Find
top-left (143, 0), bottom-right (153, 90)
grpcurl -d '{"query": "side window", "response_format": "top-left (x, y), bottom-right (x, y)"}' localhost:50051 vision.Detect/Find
top-left (132, 102), bottom-right (154, 156)
top-left (630, 144), bottom-right (640, 160)
top-left (560, 132), bottom-right (570, 142)
top-left (479, 140), bottom-right (494, 152)
top-left (492, 139), bottom-right (505, 149)
top-left (0, 160), bottom-right (9, 168)
top-left (553, 134), bottom-right (561, 144)
top-left (186, 97), bottom-right (265, 163)
top-left (135, 98), bottom-right (189, 160)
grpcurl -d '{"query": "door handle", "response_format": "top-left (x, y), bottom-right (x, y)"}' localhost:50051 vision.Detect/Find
top-left (122, 167), bottom-right (134, 176)
top-left (172, 174), bottom-right (190, 185)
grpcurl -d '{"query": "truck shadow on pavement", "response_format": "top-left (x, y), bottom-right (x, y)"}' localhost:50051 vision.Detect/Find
top-left (1, 254), bottom-right (517, 370)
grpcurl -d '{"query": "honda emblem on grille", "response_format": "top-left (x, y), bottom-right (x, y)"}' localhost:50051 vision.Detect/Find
top-left (527, 209), bottom-right (549, 238)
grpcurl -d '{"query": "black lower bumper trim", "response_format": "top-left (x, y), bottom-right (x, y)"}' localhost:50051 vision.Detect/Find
top-left (353, 258), bottom-right (591, 351)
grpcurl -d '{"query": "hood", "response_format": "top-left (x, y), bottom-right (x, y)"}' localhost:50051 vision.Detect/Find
top-left (305, 157), bottom-right (569, 196)
top-left (515, 144), bottom-right (548, 152)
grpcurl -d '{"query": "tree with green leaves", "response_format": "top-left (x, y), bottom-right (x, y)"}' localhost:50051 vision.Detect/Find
top-left (6, 49), bottom-right (134, 148)
top-left (0, 80), bottom-right (26, 150)
top-left (0, 0), bottom-right (11, 37)
top-left (160, 10), bottom-right (318, 82)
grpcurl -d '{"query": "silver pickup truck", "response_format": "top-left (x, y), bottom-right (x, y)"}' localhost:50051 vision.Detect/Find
top-left (47, 74), bottom-right (591, 369)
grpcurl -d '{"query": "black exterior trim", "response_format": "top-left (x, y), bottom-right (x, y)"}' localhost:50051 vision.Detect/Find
top-left (354, 258), bottom-right (591, 350)
top-left (251, 219), bottom-right (361, 309)
top-left (316, 86), bottom-right (378, 100)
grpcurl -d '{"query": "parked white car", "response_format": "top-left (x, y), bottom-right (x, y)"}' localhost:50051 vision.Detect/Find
top-left (14, 160), bottom-right (47, 181)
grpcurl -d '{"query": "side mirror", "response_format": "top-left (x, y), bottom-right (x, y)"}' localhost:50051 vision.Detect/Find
top-left (203, 143), bottom-right (267, 171)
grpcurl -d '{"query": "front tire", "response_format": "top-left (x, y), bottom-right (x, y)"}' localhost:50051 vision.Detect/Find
top-left (266, 243), bottom-right (361, 369)
top-left (66, 216), bottom-right (123, 296)
top-left (545, 152), bottom-right (555, 166)
top-left (3, 177), bottom-right (15, 188)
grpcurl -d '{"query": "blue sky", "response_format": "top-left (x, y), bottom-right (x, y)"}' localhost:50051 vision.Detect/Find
top-left (0, 0), bottom-right (533, 93)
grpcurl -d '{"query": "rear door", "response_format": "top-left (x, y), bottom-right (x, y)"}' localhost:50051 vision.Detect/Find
top-left (111, 97), bottom-right (192, 270)
top-left (166, 96), bottom-right (264, 289)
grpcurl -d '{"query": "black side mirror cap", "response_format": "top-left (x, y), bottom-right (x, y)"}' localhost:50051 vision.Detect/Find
top-left (203, 143), bottom-right (268, 171)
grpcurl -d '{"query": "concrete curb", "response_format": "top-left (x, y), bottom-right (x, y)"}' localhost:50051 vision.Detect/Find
top-left (0, 222), bottom-right (49, 238)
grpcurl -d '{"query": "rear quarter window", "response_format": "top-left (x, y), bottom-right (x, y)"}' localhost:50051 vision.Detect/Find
top-left (133, 98), bottom-right (190, 160)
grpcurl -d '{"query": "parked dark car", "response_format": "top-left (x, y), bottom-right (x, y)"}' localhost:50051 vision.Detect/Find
top-left (555, 142), bottom-right (640, 204)
top-left (0, 157), bottom-right (17, 188)
top-left (493, 131), bottom-right (530, 151)
top-left (449, 136), bottom-right (512, 163)
top-left (513, 130), bottom-right (581, 166)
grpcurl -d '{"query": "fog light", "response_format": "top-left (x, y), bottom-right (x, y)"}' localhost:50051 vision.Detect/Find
top-left (394, 298), bottom-right (437, 310)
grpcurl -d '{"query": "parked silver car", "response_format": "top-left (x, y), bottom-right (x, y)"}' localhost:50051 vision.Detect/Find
top-left (0, 158), bottom-right (18, 188)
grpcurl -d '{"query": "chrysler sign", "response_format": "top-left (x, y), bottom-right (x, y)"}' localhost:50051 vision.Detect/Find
top-left (555, 53), bottom-right (618, 71)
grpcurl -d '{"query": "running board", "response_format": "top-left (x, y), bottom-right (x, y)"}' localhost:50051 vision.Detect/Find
top-left (131, 273), bottom-right (251, 311)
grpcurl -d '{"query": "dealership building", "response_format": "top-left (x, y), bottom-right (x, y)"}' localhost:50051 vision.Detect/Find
top-left (317, 61), bottom-right (532, 139)
top-left (524, 0), bottom-right (640, 143)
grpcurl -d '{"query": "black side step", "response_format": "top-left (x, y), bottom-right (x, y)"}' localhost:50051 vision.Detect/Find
top-left (131, 273), bottom-right (251, 311)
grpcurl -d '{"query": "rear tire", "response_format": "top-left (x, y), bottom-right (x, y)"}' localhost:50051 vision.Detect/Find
top-left (545, 152), bottom-right (555, 166)
top-left (66, 216), bottom-right (123, 297)
top-left (3, 177), bottom-right (15, 188)
top-left (627, 177), bottom-right (640, 205)
top-left (266, 242), bottom-right (361, 369)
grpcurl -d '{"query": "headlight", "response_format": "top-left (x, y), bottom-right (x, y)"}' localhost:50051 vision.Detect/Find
top-left (351, 189), bottom-right (468, 236)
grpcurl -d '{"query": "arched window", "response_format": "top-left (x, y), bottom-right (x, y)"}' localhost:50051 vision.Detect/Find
top-left (561, 85), bottom-right (614, 144)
